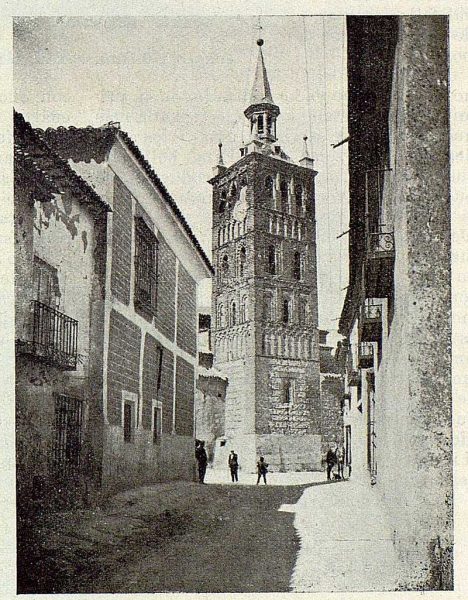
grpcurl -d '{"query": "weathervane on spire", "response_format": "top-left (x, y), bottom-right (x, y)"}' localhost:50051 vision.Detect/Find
top-left (255, 15), bottom-right (263, 36)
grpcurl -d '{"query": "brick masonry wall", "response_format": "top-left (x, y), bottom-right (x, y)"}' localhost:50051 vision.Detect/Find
top-left (107, 309), bottom-right (141, 425)
top-left (195, 375), bottom-right (227, 462)
top-left (155, 233), bottom-right (176, 341)
top-left (140, 338), bottom-right (174, 435)
top-left (320, 375), bottom-right (344, 446)
top-left (175, 356), bottom-right (195, 436)
top-left (255, 356), bottom-right (322, 435)
top-left (142, 333), bottom-right (160, 430)
top-left (211, 153), bottom-right (323, 472)
top-left (160, 347), bottom-right (174, 434)
top-left (111, 176), bottom-right (132, 305)
top-left (177, 264), bottom-right (197, 357)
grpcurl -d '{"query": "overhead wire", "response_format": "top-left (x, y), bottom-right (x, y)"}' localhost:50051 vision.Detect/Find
top-left (321, 16), bottom-right (333, 299)
top-left (339, 15), bottom-right (346, 295)
top-left (302, 17), bottom-right (314, 158)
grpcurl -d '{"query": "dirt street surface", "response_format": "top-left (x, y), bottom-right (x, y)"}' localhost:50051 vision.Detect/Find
top-left (18, 481), bottom-right (310, 593)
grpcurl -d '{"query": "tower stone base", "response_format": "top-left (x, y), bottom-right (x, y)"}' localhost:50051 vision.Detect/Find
top-left (213, 433), bottom-right (323, 474)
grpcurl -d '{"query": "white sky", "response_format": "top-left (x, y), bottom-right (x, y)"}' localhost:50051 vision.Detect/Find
top-left (13, 15), bottom-right (349, 340)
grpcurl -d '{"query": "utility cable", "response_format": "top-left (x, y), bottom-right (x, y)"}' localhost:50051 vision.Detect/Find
top-left (321, 16), bottom-right (333, 298)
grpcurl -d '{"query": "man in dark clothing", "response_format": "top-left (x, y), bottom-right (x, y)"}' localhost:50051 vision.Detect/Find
top-left (326, 446), bottom-right (337, 481)
top-left (228, 450), bottom-right (239, 482)
top-left (256, 456), bottom-right (268, 485)
top-left (195, 440), bottom-right (208, 484)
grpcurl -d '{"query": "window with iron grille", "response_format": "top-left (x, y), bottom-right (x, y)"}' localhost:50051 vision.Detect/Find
top-left (52, 394), bottom-right (83, 479)
top-left (134, 217), bottom-right (158, 314)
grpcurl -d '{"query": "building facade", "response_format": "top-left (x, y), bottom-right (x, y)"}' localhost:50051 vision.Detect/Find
top-left (14, 111), bottom-right (110, 510)
top-left (319, 331), bottom-right (345, 449)
top-left (41, 122), bottom-right (212, 493)
top-left (195, 314), bottom-right (228, 465)
top-left (209, 40), bottom-right (323, 472)
top-left (339, 17), bottom-right (452, 589)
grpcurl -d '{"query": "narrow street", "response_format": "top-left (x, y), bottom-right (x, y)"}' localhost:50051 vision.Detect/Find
top-left (18, 470), bottom-right (401, 594)
top-left (18, 477), bottom-right (307, 594)
top-left (287, 477), bottom-right (401, 592)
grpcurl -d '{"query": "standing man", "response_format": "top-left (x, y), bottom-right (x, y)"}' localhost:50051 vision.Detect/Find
top-left (228, 450), bottom-right (239, 482)
top-left (256, 456), bottom-right (269, 485)
top-left (336, 443), bottom-right (345, 479)
top-left (195, 440), bottom-right (208, 484)
top-left (326, 445), bottom-right (337, 481)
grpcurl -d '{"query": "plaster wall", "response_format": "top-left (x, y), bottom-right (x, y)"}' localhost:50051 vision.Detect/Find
top-left (373, 17), bottom-right (452, 589)
top-left (15, 182), bottom-right (106, 507)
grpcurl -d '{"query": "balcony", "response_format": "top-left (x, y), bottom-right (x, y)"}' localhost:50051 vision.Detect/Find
top-left (358, 342), bottom-right (374, 369)
top-left (365, 227), bottom-right (395, 297)
top-left (359, 300), bottom-right (382, 342)
top-left (16, 301), bottom-right (78, 370)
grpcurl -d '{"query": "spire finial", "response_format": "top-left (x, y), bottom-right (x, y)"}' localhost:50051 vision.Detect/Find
top-left (303, 135), bottom-right (310, 157)
top-left (217, 141), bottom-right (224, 166)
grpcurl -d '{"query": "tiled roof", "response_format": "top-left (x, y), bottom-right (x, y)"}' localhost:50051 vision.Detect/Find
top-left (198, 365), bottom-right (228, 381)
top-left (38, 123), bottom-right (213, 274)
top-left (14, 111), bottom-right (111, 212)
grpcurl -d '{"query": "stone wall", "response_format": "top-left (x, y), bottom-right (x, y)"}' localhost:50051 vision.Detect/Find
top-left (195, 374), bottom-right (227, 463)
top-left (256, 433), bottom-right (323, 472)
top-left (320, 374), bottom-right (344, 447)
top-left (101, 427), bottom-right (195, 494)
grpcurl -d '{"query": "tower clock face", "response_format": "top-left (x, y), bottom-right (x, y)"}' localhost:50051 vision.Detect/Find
top-left (233, 185), bottom-right (248, 221)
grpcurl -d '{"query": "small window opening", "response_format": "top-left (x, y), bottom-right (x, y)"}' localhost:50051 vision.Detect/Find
top-left (123, 402), bottom-right (133, 443)
top-left (283, 299), bottom-right (290, 324)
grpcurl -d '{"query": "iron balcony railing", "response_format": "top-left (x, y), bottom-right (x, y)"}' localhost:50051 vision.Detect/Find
top-left (358, 342), bottom-right (374, 368)
top-left (17, 300), bottom-right (78, 369)
top-left (367, 226), bottom-right (395, 258)
top-left (363, 300), bottom-right (382, 320)
top-left (347, 370), bottom-right (360, 387)
top-left (359, 300), bottom-right (383, 343)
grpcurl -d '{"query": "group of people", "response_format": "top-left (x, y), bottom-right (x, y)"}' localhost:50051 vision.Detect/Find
top-left (228, 451), bottom-right (268, 485)
top-left (195, 440), bottom-right (347, 484)
top-left (194, 442), bottom-right (268, 485)
top-left (325, 443), bottom-right (346, 480)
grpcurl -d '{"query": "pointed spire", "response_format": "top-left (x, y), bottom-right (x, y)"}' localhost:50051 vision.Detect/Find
top-left (244, 39), bottom-right (280, 145)
top-left (249, 39), bottom-right (275, 107)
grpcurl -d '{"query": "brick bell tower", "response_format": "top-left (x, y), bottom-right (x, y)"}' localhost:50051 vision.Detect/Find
top-left (209, 39), bottom-right (323, 472)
